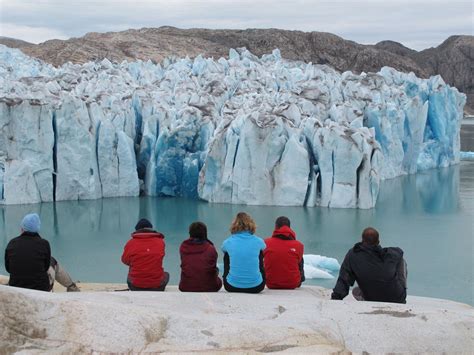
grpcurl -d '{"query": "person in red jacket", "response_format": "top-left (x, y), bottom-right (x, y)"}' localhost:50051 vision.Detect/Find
top-left (263, 216), bottom-right (305, 289)
top-left (179, 221), bottom-right (222, 292)
top-left (121, 218), bottom-right (169, 291)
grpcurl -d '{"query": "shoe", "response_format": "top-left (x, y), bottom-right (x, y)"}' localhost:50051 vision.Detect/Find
top-left (67, 283), bottom-right (80, 292)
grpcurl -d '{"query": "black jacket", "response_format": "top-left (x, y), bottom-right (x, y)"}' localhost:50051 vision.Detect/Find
top-left (331, 242), bottom-right (407, 303)
top-left (4, 232), bottom-right (51, 291)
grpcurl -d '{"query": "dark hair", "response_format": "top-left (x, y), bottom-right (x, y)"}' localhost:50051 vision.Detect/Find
top-left (362, 227), bottom-right (379, 246)
top-left (135, 218), bottom-right (153, 231)
top-left (189, 221), bottom-right (207, 240)
top-left (275, 216), bottom-right (291, 228)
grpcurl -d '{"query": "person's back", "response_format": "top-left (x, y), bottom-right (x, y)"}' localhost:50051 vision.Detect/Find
top-left (121, 218), bottom-right (168, 291)
top-left (223, 232), bottom-right (265, 287)
top-left (222, 212), bottom-right (266, 293)
top-left (264, 217), bottom-right (304, 289)
top-left (179, 222), bottom-right (222, 292)
top-left (5, 213), bottom-right (51, 291)
top-left (331, 227), bottom-right (407, 303)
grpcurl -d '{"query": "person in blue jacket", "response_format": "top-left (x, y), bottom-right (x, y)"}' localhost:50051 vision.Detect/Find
top-left (221, 212), bottom-right (266, 293)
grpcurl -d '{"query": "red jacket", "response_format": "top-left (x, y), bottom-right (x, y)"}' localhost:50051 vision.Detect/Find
top-left (121, 229), bottom-right (165, 288)
top-left (264, 226), bottom-right (304, 289)
top-left (179, 238), bottom-right (222, 292)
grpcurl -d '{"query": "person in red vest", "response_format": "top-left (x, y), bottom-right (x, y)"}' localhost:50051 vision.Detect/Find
top-left (121, 218), bottom-right (169, 291)
top-left (179, 221), bottom-right (222, 292)
top-left (263, 216), bottom-right (305, 289)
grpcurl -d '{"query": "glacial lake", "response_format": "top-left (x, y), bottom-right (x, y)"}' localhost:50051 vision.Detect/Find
top-left (1, 162), bottom-right (473, 305)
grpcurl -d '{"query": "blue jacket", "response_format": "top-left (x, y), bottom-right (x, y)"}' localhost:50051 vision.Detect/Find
top-left (221, 231), bottom-right (266, 288)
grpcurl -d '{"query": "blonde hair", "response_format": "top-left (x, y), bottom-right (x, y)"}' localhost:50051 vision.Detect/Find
top-left (230, 212), bottom-right (256, 234)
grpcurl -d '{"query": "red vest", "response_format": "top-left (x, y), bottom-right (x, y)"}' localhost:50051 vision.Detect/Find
top-left (264, 226), bottom-right (304, 289)
top-left (121, 230), bottom-right (165, 288)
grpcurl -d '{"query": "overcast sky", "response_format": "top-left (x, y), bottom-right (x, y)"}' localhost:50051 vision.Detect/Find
top-left (0, 0), bottom-right (472, 50)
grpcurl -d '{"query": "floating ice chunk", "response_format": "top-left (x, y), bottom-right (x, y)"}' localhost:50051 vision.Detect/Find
top-left (303, 254), bottom-right (341, 280)
top-left (304, 264), bottom-right (335, 279)
top-left (460, 151), bottom-right (474, 161)
top-left (304, 254), bottom-right (341, 272)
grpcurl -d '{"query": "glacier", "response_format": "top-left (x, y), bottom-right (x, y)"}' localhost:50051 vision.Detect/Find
top-left (0, 45), bottom-right (465, 207)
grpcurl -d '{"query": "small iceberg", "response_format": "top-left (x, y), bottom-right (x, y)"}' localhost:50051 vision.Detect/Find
top-left (303, 254), bottom-right (341, 279)
top-left (460, 151), bottom-right (474, 161)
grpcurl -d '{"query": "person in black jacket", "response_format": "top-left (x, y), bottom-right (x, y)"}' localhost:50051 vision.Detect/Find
top-left (4, 213), bottom-right (80, 292)
top-left (5, 213), bottom-right (51, 291)
top-left (331, 227), bottom-right (407, 303)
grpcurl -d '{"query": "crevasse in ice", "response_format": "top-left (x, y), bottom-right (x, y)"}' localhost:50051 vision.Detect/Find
top-left (0, 46), bottom-right (465, 207)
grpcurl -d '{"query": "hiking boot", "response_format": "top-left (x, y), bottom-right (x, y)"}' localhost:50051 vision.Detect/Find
top-left (67, 283), bottom-right (80, 292)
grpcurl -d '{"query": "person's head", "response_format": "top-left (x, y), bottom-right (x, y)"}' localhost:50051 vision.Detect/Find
top-left (230, 212), bottom-right (256, 234)
top-left (21, 213), bottom-right (41, 234)
top-left (361, 227), bottom-right (380, 246)
top-left (135, 218), bottom-right (153, 231)
top-left (189, 221), bottom-right (207, 240)
top-left (275, 216), bottom-right (291, 229)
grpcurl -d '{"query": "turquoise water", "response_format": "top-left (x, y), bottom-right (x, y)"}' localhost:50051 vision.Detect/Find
top-left (1, 162), bottom-right (473, 305)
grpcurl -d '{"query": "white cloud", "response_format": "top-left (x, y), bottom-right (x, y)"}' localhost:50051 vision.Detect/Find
top-left (0, 0), bottom-right (472, 49)
top-left (0, 23), bottom-right (68, 44)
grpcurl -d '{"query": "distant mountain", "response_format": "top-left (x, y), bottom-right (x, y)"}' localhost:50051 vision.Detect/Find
top-left (375, 35), bottom-right (473, 114)
top-left (373, 40), bottom-right (418, 57)
top-left (1, 27), bottom-right (472, 113)
top-left (0, 36), bottom-right (33, 48)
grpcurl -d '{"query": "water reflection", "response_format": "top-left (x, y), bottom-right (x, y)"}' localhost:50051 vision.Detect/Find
top-left (378, 165), bottom-right (460, 215)
top-left (0, 163), bottom-right (472, 305)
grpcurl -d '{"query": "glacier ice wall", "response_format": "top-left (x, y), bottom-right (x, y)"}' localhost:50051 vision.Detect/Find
top-left (0, 45), bottom-right (465, 207)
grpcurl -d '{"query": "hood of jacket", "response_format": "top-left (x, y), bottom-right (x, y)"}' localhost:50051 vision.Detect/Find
top-left (20, 231), bottom-right (41, 238)
top-left (353, 242), bottom-right (403, 261)
top-left (353, 242), bottom-right (383, 255)
top-left (271, 225), bottom-right (296, 240)
top-left (181, 238), bottom-right (213, 254)
top-left (131, 228), bottom-right (164, 239)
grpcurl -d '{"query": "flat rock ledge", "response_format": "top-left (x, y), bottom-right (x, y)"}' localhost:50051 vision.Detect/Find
top-left (0, 283), bottom-right (472, 354)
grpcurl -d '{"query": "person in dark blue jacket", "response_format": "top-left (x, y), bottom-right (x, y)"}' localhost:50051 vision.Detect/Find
top-left (221, 212), bottom-right (266, 293)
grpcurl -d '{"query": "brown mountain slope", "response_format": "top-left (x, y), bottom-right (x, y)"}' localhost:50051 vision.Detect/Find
top-left (375, 35), bottom-right (473, 114)
top-left (416, 36), bottom-right (473, 115)
top-left (0, 36), bottom-right (33, 49)
top-left (1, 27), bottom-right (472, 112)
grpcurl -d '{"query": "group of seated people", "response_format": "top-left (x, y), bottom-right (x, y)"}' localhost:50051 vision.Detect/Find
top-left (3, 212), bottom-right (408, 303)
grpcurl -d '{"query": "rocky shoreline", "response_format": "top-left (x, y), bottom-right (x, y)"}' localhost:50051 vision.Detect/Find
top-left (0, 276), bottom-right (472, 353)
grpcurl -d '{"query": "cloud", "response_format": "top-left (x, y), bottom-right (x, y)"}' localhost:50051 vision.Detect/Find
top-left (0, 23), bottom-right (68, 43)
top-left (0, 0), bottom-right (472, 49)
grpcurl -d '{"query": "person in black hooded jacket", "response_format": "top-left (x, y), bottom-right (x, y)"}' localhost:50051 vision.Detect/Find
top-left (331, 227), bottom-right (407, 304)
top-left (5, 213), bottom-right (51, 291)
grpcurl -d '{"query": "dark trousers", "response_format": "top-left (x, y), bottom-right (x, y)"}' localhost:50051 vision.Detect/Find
top-left (127, 272), bottom-right (169, 291)
top-left (352, 259), bottom-right (408, 302)
top-left (179, 277), bottom-right (223, 292)
top-left (223, 277), bottom-right (265, 294)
